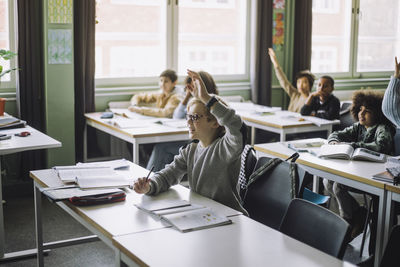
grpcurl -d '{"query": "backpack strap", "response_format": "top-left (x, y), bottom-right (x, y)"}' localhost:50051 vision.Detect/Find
top-left (285, 152), bottom-right (300, 199)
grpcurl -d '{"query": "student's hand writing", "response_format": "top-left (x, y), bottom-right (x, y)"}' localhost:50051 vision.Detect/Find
top-left (395, 56), bottom-right (399, 79)
top-left (268, 48), bottom-right (278, 67)
top-left (133, 177), bottom-right (151, 194)
top-left (186, 69), bottom-right (211, 104)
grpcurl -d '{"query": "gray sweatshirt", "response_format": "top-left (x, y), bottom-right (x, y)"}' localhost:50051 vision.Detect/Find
top-left (147, 101), bottom-right (248, 215)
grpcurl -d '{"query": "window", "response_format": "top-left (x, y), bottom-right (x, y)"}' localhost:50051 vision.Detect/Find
top-left (95, 0), bottom-right (250, 86)
top-left (311, 0), bottom-right (400, 78)
top-left (0, 0), bottom-right (16, 88)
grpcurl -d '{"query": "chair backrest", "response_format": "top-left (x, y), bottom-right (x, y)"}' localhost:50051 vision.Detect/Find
top-left (238, 145), bottom-right (257, 200)
top-left (243, 156), bottom-right (295, 230)
top-left (335, 101), bottom-right (355, 131)
top-left (279, 198), bottom-right (351, 259)
top-left (393, 127), bottom-right (400, 156)
top-left (380, 224), bottom-right (400, 267)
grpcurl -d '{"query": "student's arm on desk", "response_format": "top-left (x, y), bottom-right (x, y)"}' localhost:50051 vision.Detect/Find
top-left (144, 146), bottom-right (189, 196)
top-left (328, 123), bottom-right (358, 143)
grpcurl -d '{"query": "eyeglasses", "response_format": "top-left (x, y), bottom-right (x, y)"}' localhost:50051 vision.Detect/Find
top-left (185, 114), bottom-right (205, 122)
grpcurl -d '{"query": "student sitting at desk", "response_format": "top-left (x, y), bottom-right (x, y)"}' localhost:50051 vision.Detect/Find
top-left (324, 90), bottom-right (395, 245)
top-left (128, 69), bottom-right (181, 118)
top-left (146, 71), bottom-right (219, 172)
top-left (300, 75), bottom-right (340, 120)
top-left (268, 48), bottom-right (315, 113)
top-left (134, 69), bottom-right (248, 215)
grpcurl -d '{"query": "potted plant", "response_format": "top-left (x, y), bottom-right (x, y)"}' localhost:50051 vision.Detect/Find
top-left (0, 49), bottom-right (17, 79)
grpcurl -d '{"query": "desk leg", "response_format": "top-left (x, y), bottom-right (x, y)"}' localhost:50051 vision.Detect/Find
top-left (312, 175), bottom-right (319, 193)
top-left (34, 183), bottom-right (44, 267)
top-left (280, 130), bottom-right (286, 142)
top-left (383, 192), bottom-right (394, 258)
top-left (251, 127), bottom-right (255, 146)
top-left (83, 122), bottom-right (88, 162)
top-left (326, 126), bottom-right (332, 138)
top-left (132, 142), bottom-right (139, 165)
top-left (375, 190), bottom-right (387, 267)
top-left (0, 159), bottom-right (4, 257)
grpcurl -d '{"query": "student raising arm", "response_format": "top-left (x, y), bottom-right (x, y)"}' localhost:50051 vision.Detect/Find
top-left (268, 48), bottom-right (315, 113)
top-left (134, 69), bottom-right (247, 215)
top-left (382, 56), bottom-right (400, 127)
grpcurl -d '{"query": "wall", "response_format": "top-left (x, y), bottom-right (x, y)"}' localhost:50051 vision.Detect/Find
top-left (43, 0), bottom-right (75, 166)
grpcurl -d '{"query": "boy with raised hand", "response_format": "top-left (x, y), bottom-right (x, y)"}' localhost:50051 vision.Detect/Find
top-left (128, 69), bottom-right (181, 118)
top-left (134, 69), bottom-right (247, 215)
top-left (300, 75), bottom-right (340, 120)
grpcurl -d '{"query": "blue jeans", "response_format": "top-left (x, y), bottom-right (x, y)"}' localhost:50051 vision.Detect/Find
top-left (146, 141), bottom-right (188, 171)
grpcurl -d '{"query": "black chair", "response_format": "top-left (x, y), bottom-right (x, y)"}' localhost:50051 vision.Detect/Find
top-left (279, 198), bottom-right (351, 260)
top-left (243, 156), bottom-right (295, 230)
top-left (238, 144), bottom-right (257, 201)
top-left (380, 225), bottom-right (400, 267)
top-left (335, 101), bottom-right (355, 131)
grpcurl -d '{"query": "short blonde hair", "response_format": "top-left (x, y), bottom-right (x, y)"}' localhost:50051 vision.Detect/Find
top-left (187, 95), bottom-right (227, 136)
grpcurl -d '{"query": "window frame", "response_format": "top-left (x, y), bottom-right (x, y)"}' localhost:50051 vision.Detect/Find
top-left (0, 0), bottom-right (17, 90)
top-left (311, 0), bottom-right (395, 80)
top-left (95, 0), bottom-right (252, 89)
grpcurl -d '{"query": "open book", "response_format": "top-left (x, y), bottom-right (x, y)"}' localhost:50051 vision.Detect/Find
top-left (135, 200), bottom-right (232, 232)
top-left (319, 144), bottom-right (387, 163)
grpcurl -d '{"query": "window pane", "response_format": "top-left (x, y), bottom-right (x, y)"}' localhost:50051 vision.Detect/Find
top-left (177, 0), bottom-right (247, 76)
top-left (311, 0), bottom-right (352, 73)
top-left (0, 0), bottom-right (11, 81)
top-left (357, 0), bottom-right (400, 72)
top-left (95, 0), bottom-right (166, 78)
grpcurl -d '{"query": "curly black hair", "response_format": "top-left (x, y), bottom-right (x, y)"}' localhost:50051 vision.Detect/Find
top-left (350, 90), bottom-right (389, 125)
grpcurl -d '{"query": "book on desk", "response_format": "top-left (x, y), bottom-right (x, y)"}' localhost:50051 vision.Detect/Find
top-left (135, 199), bottom-right (232, 232)
top-left (319, 144), bottom-right (387, 163)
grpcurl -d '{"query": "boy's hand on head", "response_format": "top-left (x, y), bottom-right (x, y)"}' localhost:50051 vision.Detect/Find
top-left (187, 69), bottom-right (211, 104)
top-left (133, 177), bottom-right (151, 194)
top-left (395, 56), bottom-right (399, 79)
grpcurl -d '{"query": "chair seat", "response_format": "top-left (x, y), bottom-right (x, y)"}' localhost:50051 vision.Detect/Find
top-left (303, 188), bottom-right (330, 206)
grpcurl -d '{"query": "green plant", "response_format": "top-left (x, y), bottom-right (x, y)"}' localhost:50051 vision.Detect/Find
top-left (0, 49), bottom-right (17, 78)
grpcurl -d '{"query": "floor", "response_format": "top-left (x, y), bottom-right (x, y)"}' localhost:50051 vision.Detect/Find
top-left (0, 187), bottom-right (372, 267)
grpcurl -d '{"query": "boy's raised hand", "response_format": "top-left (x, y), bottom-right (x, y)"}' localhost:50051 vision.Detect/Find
top-left (187, 69), bottom-right (211, 104)
top-left (268, 48), bottom-right (278, 67)
top-left (395, 56), bottom-right (399, 79)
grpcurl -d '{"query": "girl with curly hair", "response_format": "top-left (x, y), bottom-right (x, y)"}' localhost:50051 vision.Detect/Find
top-left (323, 90), bottom-right (395, 241)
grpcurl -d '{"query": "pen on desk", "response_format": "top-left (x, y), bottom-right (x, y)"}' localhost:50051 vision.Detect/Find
top-left (145, 165), bottom-right (154, 182)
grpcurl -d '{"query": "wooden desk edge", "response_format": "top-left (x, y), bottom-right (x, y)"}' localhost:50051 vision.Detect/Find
top-left (112, 237), bottom-right (149, 267)
top-left (29, 170), bottom-right (115, 241)
top-left (254, 145), bottom-right (385, 189)
top-left (385, 184), bottom-right (400, 194)
top-left (85, 114), bottom-right (189, 138)
top-left (241, 116), bottom-right (314, 129)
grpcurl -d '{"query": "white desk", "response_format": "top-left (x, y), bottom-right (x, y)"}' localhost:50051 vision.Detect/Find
top-left (30, 163), bottom-right (241, 267)
top-left (84, 112), bottom-right (189, 164)
top-left (0, 126), bottom-right (61, 261)
top-left (113, 215), bottom-right (356, 267)
top-left (238, 110), bottom-right (339, 144)
top-left (254, 140), bottom-right (387, 267)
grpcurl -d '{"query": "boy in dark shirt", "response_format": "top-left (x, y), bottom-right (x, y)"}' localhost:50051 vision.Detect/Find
top-left (300, 75), bottom-right (340, 120)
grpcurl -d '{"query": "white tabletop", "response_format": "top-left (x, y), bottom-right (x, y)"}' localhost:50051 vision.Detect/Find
top-left (0, 126), bottom-right (61, 155)
top-left (254, 139), bottom-right (387, 189)
top-left (30, 163), bottom-right (241, 239)
top-left (113, 215), bottom-right (355, 267)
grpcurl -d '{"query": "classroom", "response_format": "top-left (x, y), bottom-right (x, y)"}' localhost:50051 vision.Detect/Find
top-left (0, 0), bottom-right (399, 266)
